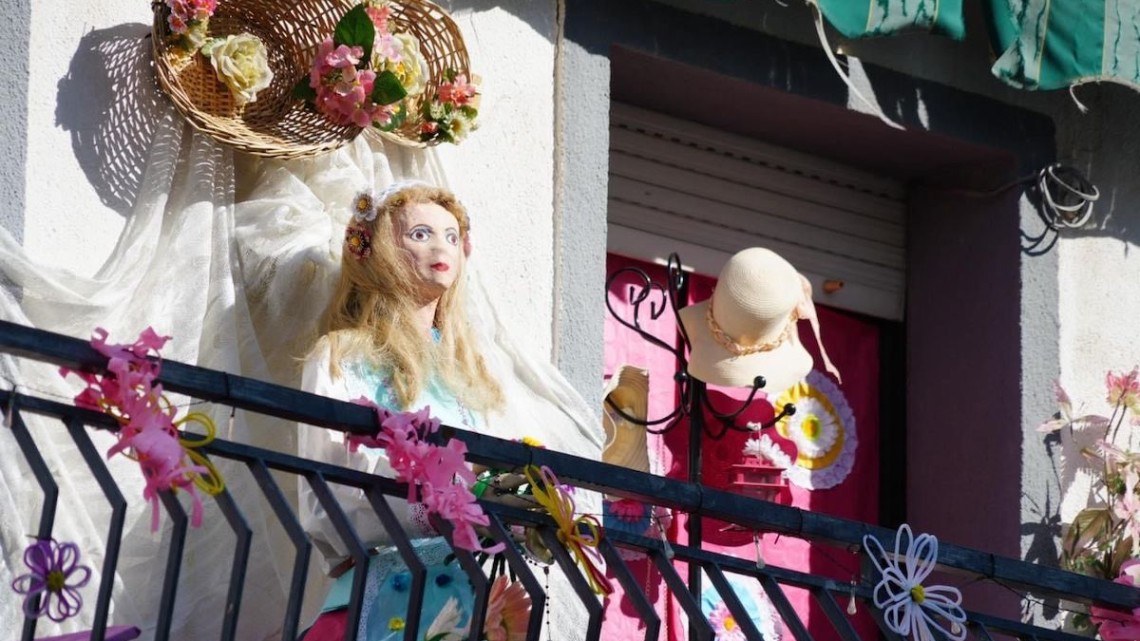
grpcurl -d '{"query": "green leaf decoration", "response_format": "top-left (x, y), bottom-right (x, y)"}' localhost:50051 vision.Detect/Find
top-left (1062, 507), bottom-right (1113, 562)
top-left (292, 79), bottom-right (317, 101)
top-left (459, 105), bottom-right (478, 119)
top-left (1108, 536), bottom-right (1135, 579)
top-left (371, 70), bottom-right (408, 105)
top-left (334, 4), bottom-right (375, 67)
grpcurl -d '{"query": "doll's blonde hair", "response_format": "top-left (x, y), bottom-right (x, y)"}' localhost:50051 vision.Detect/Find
top-left (318, 183), bottom-right (504, 413)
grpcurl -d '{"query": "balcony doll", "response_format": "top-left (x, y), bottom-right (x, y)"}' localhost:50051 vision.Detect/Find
top-left (297, 180), bottom-right (505, 641)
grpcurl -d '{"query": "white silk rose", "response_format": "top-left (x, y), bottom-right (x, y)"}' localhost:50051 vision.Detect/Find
top-left (202, 33), bottom-right (274, 105)
top-left (373, 32), bottom-right (429, 97)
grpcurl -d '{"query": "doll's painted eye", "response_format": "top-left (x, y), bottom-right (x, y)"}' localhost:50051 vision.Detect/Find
top-left (408, 227), bottom-right (431, 242)
top-left (446, 231), bottom-right (459, 246)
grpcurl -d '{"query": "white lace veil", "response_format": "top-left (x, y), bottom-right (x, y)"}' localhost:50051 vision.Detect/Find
top-left (0, 95), bottom-right (602, 639)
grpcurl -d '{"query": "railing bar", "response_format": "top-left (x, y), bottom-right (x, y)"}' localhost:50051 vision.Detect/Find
top-left (63, 417), bottom-right (128, 641)
top-left (485, 515), bottom-right (546, 641)
top-left (758, 574), bottom-right (814, 641)
top-left (703, 564), bottom-right (765, 641)
top-left (538, 526), bottom-right (605, 641)
top-left (7, 405), bottom-right (57, 540)
top-left (972, 621), bottom-right (997, 641)
top-left (813, 586), bottom-right (863, 641)
top-left (362, 488), bottom-right (428, 641)
top-left (604, 528), bottom-right (847, 594)
top-left (969, 610), bottom-right (1095, 641)
top-left (246, 460), bottom-right (310, 641)
top-left (306, 474), bottom-right (370, 641)
top-left (597, 537), bottom-right (661, 641)
top-left (212, 483), bottom-right (252, 641)
top-left (10, 407), bottom-right (57, 641)
top-left (432, 517), bottom-right (490, 641)
top-left (649, 549), bottom-right (715, 641)
top-left (0, 364), bottom-right (1134, 610)
top-left (155, 490), bottom-right (190, 641)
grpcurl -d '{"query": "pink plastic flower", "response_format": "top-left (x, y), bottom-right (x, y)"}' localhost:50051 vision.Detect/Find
top-left (308, 38), bottom-right (396, 128)
top-left (165, 0), bottom-right (216, 34)
top-left (1091, 560), bottom-right (1140, 640)
top-left (484, 576), bottom-right (531, 641)
top-left (60, 328), bottom-right (218, 531)
top-left (365, 5), bottom-right (390, 32)
top-left (1107, 368), bottom-right (1140, 410)
top-left (438, 74), bottom-right (477, 106)
top-left (11, 538), bottom-right (92, 622)
top-left (348, 398), bottom-right (499, 553)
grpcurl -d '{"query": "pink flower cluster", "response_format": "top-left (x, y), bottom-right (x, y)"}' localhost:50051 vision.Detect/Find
top-left (1091, 560), bottom-right (1140, 640)
top-left (60, 328), bottom-right (214, 531)
top-left (437, 74), bottom-right (477, 107)
top-left (1107, 367), bottom-right (1140, 414)
top-left (165, 0), bottom-right (216, 34)
top-left (348, 399), bottom-right (504, 553)
top-left (309, 40), bottom-right (392, 128)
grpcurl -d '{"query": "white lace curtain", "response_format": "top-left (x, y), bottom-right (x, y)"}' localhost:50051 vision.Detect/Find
top-left (0, 89), bottom-right (601, 638)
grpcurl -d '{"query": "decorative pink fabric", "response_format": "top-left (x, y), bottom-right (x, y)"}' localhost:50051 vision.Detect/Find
top-left (601, 254), bottom-right (882, 641)
top-left (347, 399), bottom-right (502, 554)
top-left (302, 609), bottom-right (349, 641)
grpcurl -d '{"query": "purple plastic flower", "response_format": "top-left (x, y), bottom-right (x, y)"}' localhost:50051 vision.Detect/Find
top-left (11, 538), bottom-right (92, 622)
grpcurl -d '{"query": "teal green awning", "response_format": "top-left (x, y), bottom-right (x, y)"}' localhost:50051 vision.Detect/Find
top-left (813, 0), bottom-right (965, 40)
top-left (811, 0), bottom-right (1140, 93)
top-left (986, 0), bottom-right (1140, 91)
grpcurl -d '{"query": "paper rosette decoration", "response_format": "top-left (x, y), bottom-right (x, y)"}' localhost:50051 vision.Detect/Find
top-left (769, 369), bottom-right (856, 489)
top-left (699, 577), bottom-right (781, 641)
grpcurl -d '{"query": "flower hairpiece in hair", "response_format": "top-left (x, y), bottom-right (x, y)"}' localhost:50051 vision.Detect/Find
top-left (345, 225), bottom-right (373, 260)
top-left (352, 190), bottom-right (379, 222)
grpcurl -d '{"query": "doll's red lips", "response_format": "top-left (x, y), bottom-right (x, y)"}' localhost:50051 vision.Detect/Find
top-left (431, 263), bottom-right (450, 272)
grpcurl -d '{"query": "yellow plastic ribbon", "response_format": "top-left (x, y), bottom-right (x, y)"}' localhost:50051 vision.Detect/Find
top-left (175, 410), bottom-right (225, 496)
top-left (524, 465), bottom-right (613, 595)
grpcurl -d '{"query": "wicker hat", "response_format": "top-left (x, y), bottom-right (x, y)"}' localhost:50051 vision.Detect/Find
top-left (602, 365), bottom-right (650, 474)
top-left (151, 0), bottom-right (472, 158)
top-left (679, 248), bottom-right (841, 395)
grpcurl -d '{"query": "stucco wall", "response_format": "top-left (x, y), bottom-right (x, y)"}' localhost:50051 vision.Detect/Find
top-left (3, 0), bottom-right (561, 361)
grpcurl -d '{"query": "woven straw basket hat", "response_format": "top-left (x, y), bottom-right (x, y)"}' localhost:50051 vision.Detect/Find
top-left (151, 0), bottom-right (470, 158)
top-left (679, 248), bottom-right (814, 396)
top-left (601, 365), bottom-right (650, 474)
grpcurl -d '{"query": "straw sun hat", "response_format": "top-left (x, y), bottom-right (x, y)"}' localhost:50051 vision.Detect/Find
top-left (679, 248), bottom-right (841, 395)
top-left (601, 365), bottom-right (651, 474)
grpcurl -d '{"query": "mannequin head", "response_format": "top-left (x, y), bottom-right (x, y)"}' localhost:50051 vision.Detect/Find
top-left (320, 183), bottom-right (501, 412)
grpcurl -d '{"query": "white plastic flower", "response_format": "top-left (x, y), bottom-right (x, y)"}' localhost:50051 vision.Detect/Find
top-left (447, 110), bottom-right (475, 142)
top-left (423, 597), bottom-right (467, 641)
top-left (862, 524), bottom-right (967, 641)
top-left (784, 397), bottom-right (839, 457)
top-left (201, 33), bottom-right (274, 105)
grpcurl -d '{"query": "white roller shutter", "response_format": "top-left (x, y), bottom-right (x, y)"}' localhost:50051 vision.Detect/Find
top-left (607, 103), bottom-right (907, 320)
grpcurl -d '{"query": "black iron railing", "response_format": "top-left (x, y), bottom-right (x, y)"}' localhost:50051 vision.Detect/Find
top-left (2, 319), bottom-right (1136, 641)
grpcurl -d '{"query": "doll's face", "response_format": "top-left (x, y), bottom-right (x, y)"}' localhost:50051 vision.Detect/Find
top-left (397, 202), bottom-right (462, 300)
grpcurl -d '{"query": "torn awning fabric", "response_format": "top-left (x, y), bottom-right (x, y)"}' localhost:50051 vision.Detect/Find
top-left (811, 0), bottom-right (965, 40)
top-left (985, 0), bottom-right (1140, 91)
top-left (810, 0), bottom-right (1140, 93)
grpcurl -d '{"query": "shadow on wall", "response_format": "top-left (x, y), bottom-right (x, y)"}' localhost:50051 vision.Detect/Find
top-left (434, 0), bottom-right (556, 42)
top-left (55, 23), bottom-right (163, 218)
top-left (1047, 82), bottom-right (1140, 252)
